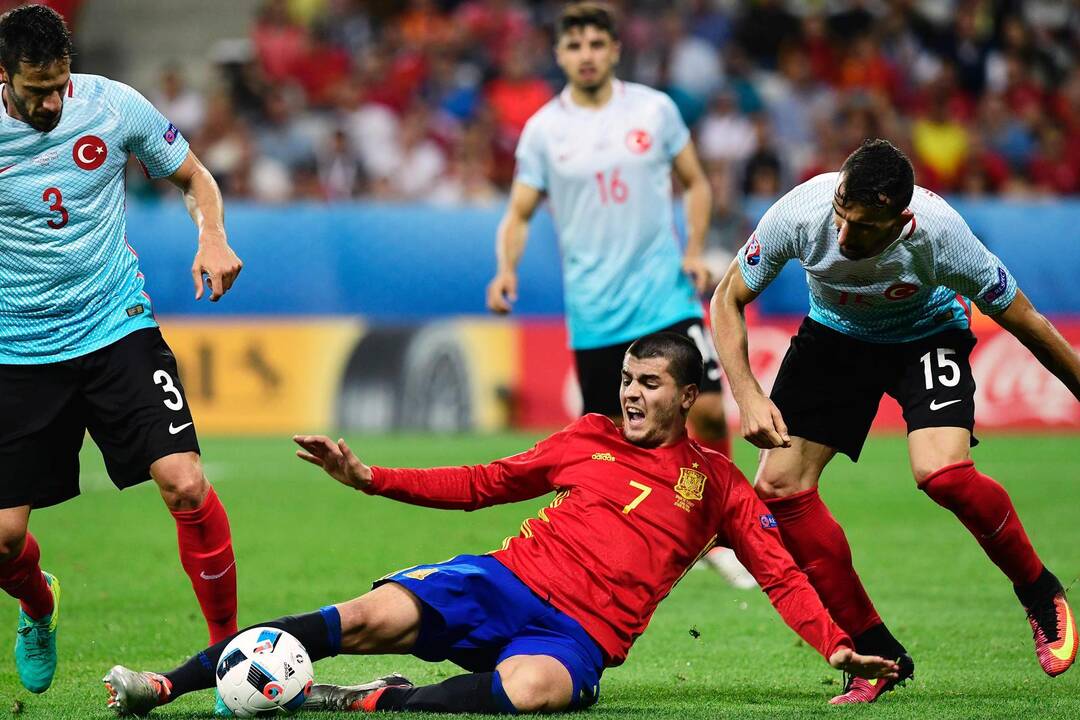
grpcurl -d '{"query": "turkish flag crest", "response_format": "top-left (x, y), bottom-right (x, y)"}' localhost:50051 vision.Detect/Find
top-left (626, 129), bottom-right (652, 154)
top-left (73, 135), bottom-right (108, 170)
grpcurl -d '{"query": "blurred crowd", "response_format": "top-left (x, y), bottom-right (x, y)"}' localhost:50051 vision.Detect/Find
top-left (123, 0), bottom-right (1079, 227)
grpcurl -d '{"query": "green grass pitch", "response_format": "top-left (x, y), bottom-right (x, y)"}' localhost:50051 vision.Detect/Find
top-left (1, 432), bottom-right (1077, 719)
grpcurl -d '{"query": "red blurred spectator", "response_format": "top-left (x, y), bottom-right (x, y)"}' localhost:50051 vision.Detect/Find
top-left (799, 15), bottom-right (838, 85)
top-left (252, 0), bottom-right (308, 84)
top-left (293, 25), bottom-right (352, 107)
top-left (397, 0), bottom-right (455, 50)
top-left (454, 0), bottom-right (530, 65)
top-left (1028, 126), bottom-right (1079, 195)
top-left (355, 43), bottom-right (427, 114)
top-left (0, 0), bottom-right (81, 29)
top-left (837, 35), bottom-right (899, 101)
top-left (485, 43), bottom-right (553, 146)
top-left (1001, 53), bottom-right (1045, 121)
top-left (955, 131), bottom-right (1011, 195)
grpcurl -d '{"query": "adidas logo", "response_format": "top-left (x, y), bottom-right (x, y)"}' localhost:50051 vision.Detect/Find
top-left (591, 452), bottom-right (616, 462)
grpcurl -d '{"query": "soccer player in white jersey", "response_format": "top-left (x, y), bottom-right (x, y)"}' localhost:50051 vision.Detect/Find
top-left (711, 139), bottom-right (1080, 704)
top-left (0, 5), bottom-right (243, 693)
top-left (485, 3), bottom-right (751, 586)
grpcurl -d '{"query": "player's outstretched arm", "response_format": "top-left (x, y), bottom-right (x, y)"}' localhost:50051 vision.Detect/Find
top-left (293, 435), bottom-right (373, 492)
top-left (829, 647), bottom-right (901, 681)
top-left (672, 141), bottom-right (713, 294)
top-left (710, 261), bottom-right (790, 448)
top-left (992, 290), bottom-right (1080, 400)
top-left (487, 181), bottom-right (542, 314)
top-left (168, 150), bottom-right (243, 302)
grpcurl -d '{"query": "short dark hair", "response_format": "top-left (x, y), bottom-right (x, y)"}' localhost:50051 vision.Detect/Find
top-left (557, 2), bottom-right (619, 41)
top-left (837, 139), bottom-right (914, 215)
top-left (626, 332), bottom-right (703, 388)
top-left (0, 4), bottom-right (72, 76)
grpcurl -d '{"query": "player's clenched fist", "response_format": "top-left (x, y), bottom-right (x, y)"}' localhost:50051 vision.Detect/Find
top-left (738, 393), bottom-right (792, 449)
top-left (192, 232), bottom-right (243, 302)
top-left (486, 271), bottom-right (518, 314)
top-left (293, 435), bottom-right (373, 491)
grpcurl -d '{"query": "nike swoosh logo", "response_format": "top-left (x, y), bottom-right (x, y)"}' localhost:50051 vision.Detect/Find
top-left (929, 399), bottom-right (962, 411)
top-left (1050, 599), bottom-right (1076, 662)
top-left (199, 561), bottom-right (235, 581)
top-left (0, 165), bottom-right (13, 174)
top-left (867, 678), bottom-right (880, 687)
top-left (168, 421), bottom-right (193, 435)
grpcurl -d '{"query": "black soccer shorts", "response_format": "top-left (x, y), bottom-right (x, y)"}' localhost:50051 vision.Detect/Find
top-left (770, 317), bottom-right (978, 461)
top-left (0, 327), bottom-right (200, 509)
top-left (573, 317), bottom-right (724, 417)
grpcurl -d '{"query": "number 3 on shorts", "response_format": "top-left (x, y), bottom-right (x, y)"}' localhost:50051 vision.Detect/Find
top-left (153, 369), bottom-right (184, 410)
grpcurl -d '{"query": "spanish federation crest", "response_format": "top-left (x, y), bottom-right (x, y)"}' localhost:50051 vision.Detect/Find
top-left (674, 467), bottom-right (707, 511)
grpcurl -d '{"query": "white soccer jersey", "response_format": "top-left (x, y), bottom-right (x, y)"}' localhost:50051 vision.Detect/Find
top-left (514, 80), bottom-right (701, 350)
top-left (738, 173), bottom-right (1017, 343)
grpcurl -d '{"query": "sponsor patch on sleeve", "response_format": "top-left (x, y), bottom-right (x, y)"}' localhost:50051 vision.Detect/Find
top-left (163, 122), bottom-right (179, 145)
top-left (759, 513), bottom-right (778, 529)
top-left (982, 267), bottom-right (1008, 303)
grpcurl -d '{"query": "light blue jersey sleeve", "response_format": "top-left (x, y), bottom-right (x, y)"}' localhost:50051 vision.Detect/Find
top-left (737, 193), bottom-right (800, 293)
top-left (933, 204), bottom-right (1017, 316)
top-left (658, 94), bottom-right (689, 159)
top-left (514, 118), bottom-right (547, 192)
top-left (111, 81), bottom-right (190, 178)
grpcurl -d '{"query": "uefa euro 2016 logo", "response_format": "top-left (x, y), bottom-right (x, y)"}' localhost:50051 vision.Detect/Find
top-left (745, 234), bottom-right (761, 266)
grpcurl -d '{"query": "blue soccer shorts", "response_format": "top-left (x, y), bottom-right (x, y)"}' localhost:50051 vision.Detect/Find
top-left (375, 554), bottom-right (604, 709)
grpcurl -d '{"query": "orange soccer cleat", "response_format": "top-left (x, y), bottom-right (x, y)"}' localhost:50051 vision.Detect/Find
top-left (1017, 569), bottom-right (1077, 677)
top-left (829, 653), bottom-right (914, 705)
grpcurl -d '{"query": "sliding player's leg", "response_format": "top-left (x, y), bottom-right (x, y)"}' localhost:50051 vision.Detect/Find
top-left (308, 554), bottom-right (604, 714)
top-left (104, 583), bottom-right (420, 715)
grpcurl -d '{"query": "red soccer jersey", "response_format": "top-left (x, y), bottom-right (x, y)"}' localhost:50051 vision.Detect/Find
top-left (369, 414), bottom-right (851, 666)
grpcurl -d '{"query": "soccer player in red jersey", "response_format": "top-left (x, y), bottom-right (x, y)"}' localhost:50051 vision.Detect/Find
top-left (104, 333), bottom-right (897, 716)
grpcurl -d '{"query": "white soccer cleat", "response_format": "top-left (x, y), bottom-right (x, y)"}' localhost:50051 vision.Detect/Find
top-left (702, 547), bottom-right (758, 590)
top-left (103, 665), bottom-right (171, 716)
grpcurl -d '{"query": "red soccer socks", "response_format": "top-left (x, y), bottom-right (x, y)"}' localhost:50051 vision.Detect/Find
top-left (0, 533), bottom-right (54, 620)
top-left (170, 487), bottom-right (238, 643)
top-left (763, 488), bottom-right (883, 636)
top-left (918, 461), bottom-right (1042, 586)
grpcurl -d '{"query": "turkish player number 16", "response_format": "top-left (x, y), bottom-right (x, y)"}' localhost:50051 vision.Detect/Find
top-left (595, 169), bottom-right (628, 205)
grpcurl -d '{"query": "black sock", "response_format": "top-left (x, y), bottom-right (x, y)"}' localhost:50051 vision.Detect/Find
top-left (376, 672), bottom-right (517, 714)
top-left (163, 606), bottom-right (342, 699)
top-left (1014, 566), bottom-right (1058, 608)
top-left (852, 622), bottom-right (908, 659)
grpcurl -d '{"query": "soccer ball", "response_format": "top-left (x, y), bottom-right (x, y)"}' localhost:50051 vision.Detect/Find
top-left (215, 627), bottom-right (314, 717)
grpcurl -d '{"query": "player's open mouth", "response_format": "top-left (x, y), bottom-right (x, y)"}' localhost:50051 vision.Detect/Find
top-left (625, 406), bottom-right (646, 427)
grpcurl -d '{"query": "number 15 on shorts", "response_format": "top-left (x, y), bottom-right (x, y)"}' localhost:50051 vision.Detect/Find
top-left (919, 348), bottom-right (960, 389)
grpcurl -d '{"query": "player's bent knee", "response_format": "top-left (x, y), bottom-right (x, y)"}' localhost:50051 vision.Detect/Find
top-left (151, 452), bottom-right (210, 511)
top-left (336, 584), bottom-right (422, 654)
top-left (0, 509), bottom-right (30, 561)
top-left (0, 530), bottom-right (28, 562)
top-left (753, 469), bottom-right (805, 499)
top-left (498, 657), bottom-right (574, 713)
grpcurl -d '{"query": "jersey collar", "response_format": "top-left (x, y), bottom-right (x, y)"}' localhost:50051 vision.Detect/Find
top-left (559, 79), bottom-right (623, 113)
